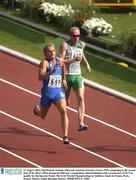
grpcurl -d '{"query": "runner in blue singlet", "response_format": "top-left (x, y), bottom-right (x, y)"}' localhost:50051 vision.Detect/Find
top-left (34, 43), bottom-right (69, 144)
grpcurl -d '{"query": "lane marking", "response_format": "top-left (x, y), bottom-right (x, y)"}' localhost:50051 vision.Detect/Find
top-left (0, 78), bottom-right (40, 97)
top-left (0, 147), bottom-right (42, 168)
top-left (1, 78), bottom-right (136, 138)
top-left (0, 110), bottom-right (126, 168)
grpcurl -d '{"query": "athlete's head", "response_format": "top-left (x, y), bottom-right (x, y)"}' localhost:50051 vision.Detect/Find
top-left (43, 43), bottom-right (56, 60)
top-left (70, 27), bottom-right (80, 45)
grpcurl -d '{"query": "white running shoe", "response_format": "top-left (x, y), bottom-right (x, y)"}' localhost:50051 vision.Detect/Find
top-left (33, 104), bottom-right (40, 116)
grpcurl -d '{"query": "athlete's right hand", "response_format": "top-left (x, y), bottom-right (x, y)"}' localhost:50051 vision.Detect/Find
top-left (62, 79), bottom-right (67, 89)
top-left (74, 56), bottom-right (81, 62)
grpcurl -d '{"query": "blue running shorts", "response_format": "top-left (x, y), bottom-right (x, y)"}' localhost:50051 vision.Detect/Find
top-left (40, 91), bottom-right (65, 108)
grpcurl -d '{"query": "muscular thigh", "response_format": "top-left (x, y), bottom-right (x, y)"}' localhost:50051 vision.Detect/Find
top-left (55, 99), bottom-right (67, 114)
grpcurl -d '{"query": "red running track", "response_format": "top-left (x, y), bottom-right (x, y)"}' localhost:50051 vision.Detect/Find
top-left (0, 51), bottom-right (136, 168)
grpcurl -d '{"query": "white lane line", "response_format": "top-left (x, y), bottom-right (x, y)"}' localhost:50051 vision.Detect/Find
top-left (1, 78), bottom-right (136, 138)
top-left (0, 78), bottom-right (40, 98)
top-left (0, 147), bottom-right (43, 168)
top-left (0, 110), bottom-right (126, 168)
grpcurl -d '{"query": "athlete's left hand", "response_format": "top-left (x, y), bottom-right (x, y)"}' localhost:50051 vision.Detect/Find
top-left (87, 64), bottom-right (91, 72)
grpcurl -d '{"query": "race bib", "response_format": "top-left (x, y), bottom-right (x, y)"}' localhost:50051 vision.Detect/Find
top-left (71, 48), bottom-right (83, 59)
top-left (48, 75), bottom-right (61, 88)
top-left (68, 48), bottom-right (82, 74)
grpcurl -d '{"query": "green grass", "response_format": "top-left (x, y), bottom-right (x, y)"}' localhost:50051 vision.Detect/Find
top-left (0, 17), bottom-right (45, 43)
top-left (82, 66), bottom-right (136, 97)
top-left (0, 31), bottom-right (56, 59)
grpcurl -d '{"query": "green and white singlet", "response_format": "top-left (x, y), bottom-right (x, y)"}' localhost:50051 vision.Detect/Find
top-left (65, 40), bottom-right (85, 75)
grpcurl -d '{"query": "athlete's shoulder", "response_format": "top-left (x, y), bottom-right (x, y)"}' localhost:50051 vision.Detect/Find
top-left (62, 40), bottom-right (68, 47)
top-left (40, 59), bottom-right (49, 68)
top-left (60, 41), bottom-right (68, 53)
top-left (79, 40), bottom-right (85, 49)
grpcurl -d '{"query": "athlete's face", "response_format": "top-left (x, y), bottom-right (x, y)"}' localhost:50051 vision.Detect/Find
top-left (70, 29), bottom-right (80, 44)
top-left (46, 46), bottom-right (56, 60)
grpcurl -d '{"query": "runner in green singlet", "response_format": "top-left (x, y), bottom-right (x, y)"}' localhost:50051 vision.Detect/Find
top-left (59, 27), bottom-right (91, 131)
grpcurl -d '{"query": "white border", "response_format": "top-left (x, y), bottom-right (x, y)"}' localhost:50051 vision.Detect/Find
top-left (0, 45), bottom-right (136, 104)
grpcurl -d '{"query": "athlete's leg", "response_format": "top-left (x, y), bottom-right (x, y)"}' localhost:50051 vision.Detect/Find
top-left (55, 99), bottom-right (69, 143)
top-left (74, 87), bottom-right (85, 126)
top-left (73, 76), bottom-right (88, 130)
top-left (65, 75), bottom-right (72, 106)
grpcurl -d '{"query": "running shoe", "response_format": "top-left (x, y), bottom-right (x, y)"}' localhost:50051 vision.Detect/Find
top-left (33, 104), bottom-right (40, 116)
top-left (63, 136), bottom-right (70, 144)
top-left (78, 124), bottom-right (88, 131)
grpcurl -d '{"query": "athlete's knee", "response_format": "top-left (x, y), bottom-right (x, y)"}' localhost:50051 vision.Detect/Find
top-left (63, 107), bottom-right (67, 114)
top-left (77, 94), bottom-right (84, 103)
top-left (40, 106), bottom-right (48, 119)
top-left (60, 106), bottom-right (67, 117)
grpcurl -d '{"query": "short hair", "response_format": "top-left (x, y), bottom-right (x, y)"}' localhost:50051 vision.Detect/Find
top-left (70, 26), bottom-right (80, 34)
top-left (43, 43), bottom-right (56, 54)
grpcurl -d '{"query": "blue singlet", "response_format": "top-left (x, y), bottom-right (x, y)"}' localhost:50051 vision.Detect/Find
top-left (40, 58), bottom-right (65, 108)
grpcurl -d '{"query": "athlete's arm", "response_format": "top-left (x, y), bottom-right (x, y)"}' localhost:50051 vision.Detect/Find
top-left (82, 52), bottom-right (91, 73)
top-left (59, 42), bottom-right (67, 58)
top-left (60, 57), bottom-right (67, 88)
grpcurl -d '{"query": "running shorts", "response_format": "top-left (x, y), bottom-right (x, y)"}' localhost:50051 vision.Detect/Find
top-left (40, 90), bottom-right (65, 108)
top-left (65, 74), bottom-right (84, 97)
